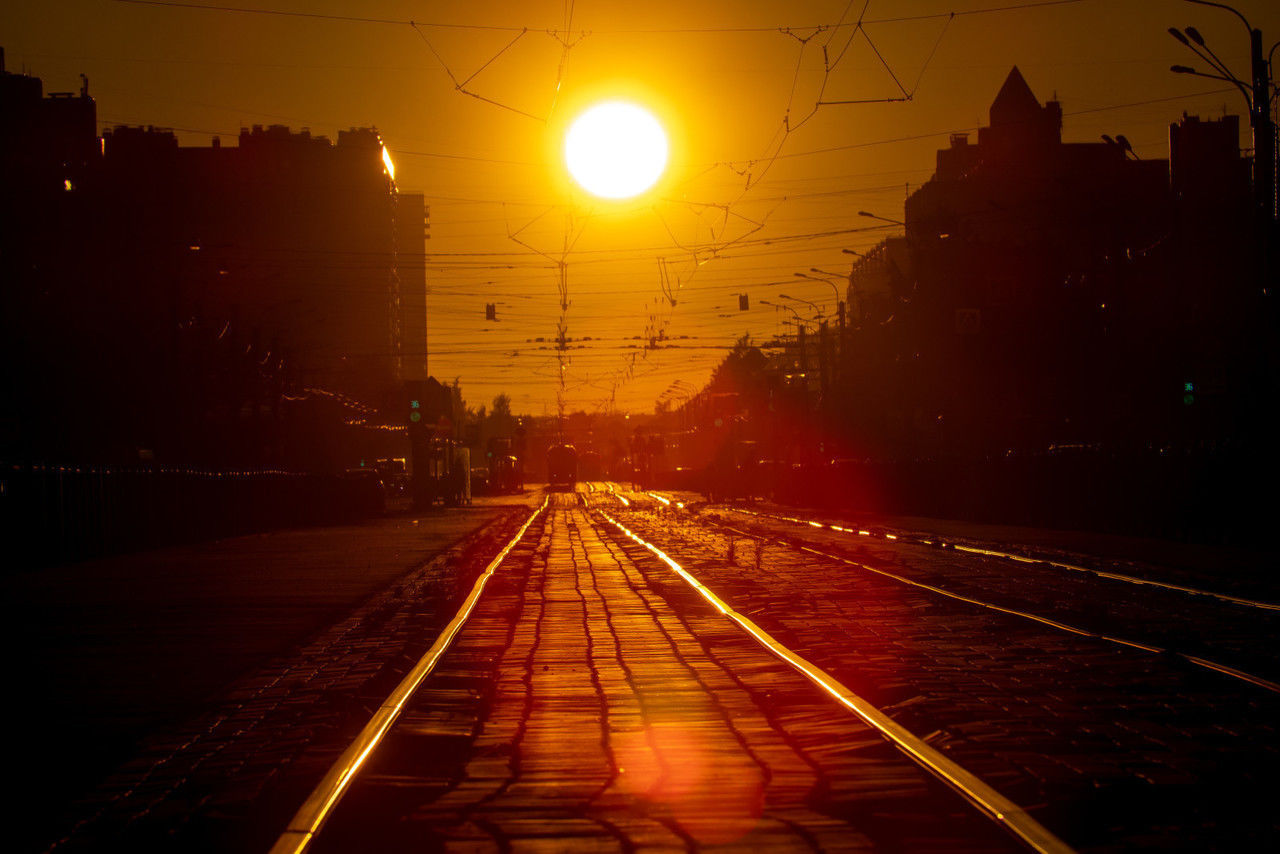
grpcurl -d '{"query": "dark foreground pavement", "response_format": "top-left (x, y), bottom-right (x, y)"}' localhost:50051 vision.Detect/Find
top-left (3, 492), bottom-right (540, 853)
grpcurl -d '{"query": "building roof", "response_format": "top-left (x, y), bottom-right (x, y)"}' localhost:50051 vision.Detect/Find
top-left (989, 66), bottom-right (1041, 125)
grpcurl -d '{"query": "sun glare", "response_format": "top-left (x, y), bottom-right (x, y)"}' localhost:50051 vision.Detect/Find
top-left (380, 145), bottom-right (395, 182)
top-left (564, 100), bottom-right (668, 200)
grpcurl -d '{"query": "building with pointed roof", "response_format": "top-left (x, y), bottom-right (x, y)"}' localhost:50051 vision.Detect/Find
top-left (852, 67), bottom-right (1175, 455)
top-left (829, 67), bottom-right (1263, 536)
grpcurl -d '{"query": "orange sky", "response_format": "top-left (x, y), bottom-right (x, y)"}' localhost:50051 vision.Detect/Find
top-left (3, 0), bottom-right (1277, 414)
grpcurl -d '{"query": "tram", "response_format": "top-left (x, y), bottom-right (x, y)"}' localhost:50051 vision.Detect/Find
top-left (546, 444), bottom-right (578, 490)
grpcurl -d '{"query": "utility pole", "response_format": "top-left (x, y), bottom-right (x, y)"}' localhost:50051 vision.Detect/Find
top-left (1247, 25), bottom-right (1274, 221)
top-left (817, 320), bottom-right (829, 411)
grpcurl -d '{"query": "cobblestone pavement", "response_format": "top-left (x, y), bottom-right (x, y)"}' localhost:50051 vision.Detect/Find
top-left (40, 504), bottom-right (535, 854)
top-left (595, 490), bottom-right (1280, 853)
top-left (315, 494), bottom-right (1023, 853)
top-left (698, 502), bottom-right (1280, 684)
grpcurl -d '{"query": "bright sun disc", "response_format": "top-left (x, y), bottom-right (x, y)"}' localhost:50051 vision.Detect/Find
top-left (565, 101), bottom-right (668, 199)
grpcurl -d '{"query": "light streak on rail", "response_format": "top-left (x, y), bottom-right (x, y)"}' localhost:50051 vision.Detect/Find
top-left (733, 521), bottom-right (1280, 695)
top-left (702, 514), bottom-right (1280, 695)
top-left (593, 482), bottom-right (631, 506)
top-left (723, 508), bottom-right (1280, 612)
top-left (596, 509), bottom-right (1075, 854)
top-left (270, 498), bottom-right (549, 854)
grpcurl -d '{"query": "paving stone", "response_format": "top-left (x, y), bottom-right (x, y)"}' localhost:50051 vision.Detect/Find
top-left (315, 500), bottom-right (1021, 853)
top-left (614, 496), bottom-right (1280, 852)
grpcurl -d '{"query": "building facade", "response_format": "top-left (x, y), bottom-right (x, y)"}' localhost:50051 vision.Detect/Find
top-left (1, 55), bottom-right (427, 468)
top-left (841, 67), bottom-right (1261, 458)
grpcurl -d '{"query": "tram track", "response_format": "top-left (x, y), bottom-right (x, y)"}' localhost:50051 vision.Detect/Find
top-left (630, 492), bottom-right (1280, 695)
top-left (270, 497), bottom-right (550, 854)
top-left (593, 505), bottom-right (1071, 854)
top-left (715, 516), bottom-right (1280, 695)
top-left (275, 489), bottom-right (1069, 853)
top-left (589, 487), bottom-right (1280, 850)
top-left (715, 503), bottom-right (1280, 613)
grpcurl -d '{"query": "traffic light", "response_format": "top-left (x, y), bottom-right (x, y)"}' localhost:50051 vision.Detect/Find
top-left (485, 303), bottom-right (496, 321)
top-left (739, 293), bottom-right (749, 311)
top-left (404, 379), bottom-right (430, 430)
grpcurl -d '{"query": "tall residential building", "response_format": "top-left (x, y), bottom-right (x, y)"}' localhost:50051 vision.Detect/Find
top-left (1, 52), bottom-right (428, 464)
top-left (98, 123), bottom-right (423, 407)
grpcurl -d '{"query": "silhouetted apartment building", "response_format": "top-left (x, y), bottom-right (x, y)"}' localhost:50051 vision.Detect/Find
top-left (1, 54), bottom-right (427, 466)
top-left (846, 237), bottom-right (911, 328)
top-left (1165, 113), bottom-right (1254, 312)
top-left (0, 47), bottom-right (98, 196)
top-left (97, 123), bottom-right (425, 403)
top-left (1170, 113), bottom-right (1251, 208)
top-left (1, 52), bottom-right (103, 460)
top-left (842, 67), bottom-right (1257, 457)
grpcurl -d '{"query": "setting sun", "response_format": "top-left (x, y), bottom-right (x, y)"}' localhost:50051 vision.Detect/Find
top-left (564, 100), bottom-right (668, 200)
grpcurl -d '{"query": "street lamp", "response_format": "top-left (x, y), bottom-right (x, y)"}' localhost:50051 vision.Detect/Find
top-left (1100, 134), bottom-right (1138, 159)
top-left (796, 270), bottom-right (845, 321)
top-left (810, 267), bottom-right (847, 279)
top-left (858, 210), bottom-right (906, 227)
top-left (793, 271), bottom-right (839, 299)
top-left (757, 297), bottom-right (808, 330)
top-left (760, 299), bottom-right (810, 373)
top-left (779, 292), bottom-right (823, 316)
top-left (809, 268), bottom-right (853, 338)
top-left (810, 267), bottom-right (849, 298)
top-left (759, 298), bottom-right (803, 323)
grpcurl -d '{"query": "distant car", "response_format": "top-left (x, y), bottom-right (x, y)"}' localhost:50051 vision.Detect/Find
top-left (470, 466), bottom-right (490, 494)
top-left (374, 457), bottom-right (409, 497)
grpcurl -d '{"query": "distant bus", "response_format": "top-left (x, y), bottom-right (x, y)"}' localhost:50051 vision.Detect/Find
top-left (547, 444), bottom-right (578, 490)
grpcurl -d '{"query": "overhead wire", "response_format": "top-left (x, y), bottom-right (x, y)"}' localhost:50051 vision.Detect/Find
top-left (113, 0), bottom-right (1092, 34)
top-left (108, 0), bottom-right (1193, 412)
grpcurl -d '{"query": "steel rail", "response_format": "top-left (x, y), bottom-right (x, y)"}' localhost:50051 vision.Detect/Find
top-left (697, 514), bottom-right (1280, 696)
top-left (595, 507), bottom-right (1076, 854)
top-left (269, 497), bottom-right (549, 854)
top-left (722, 506), bottom-right (1280, 612)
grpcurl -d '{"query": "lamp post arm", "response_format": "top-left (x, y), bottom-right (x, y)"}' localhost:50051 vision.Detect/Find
top-left (1173, 65), bottom-right (1254, 104)
top-left (795, 271), bottom-right (842, 305)
top-left (1192, 34), bottom-right (1246, 85)
top-left (1183, 0), bottom-right (1252, 36)
top-left (760, 299), bottom-right (802, 323)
